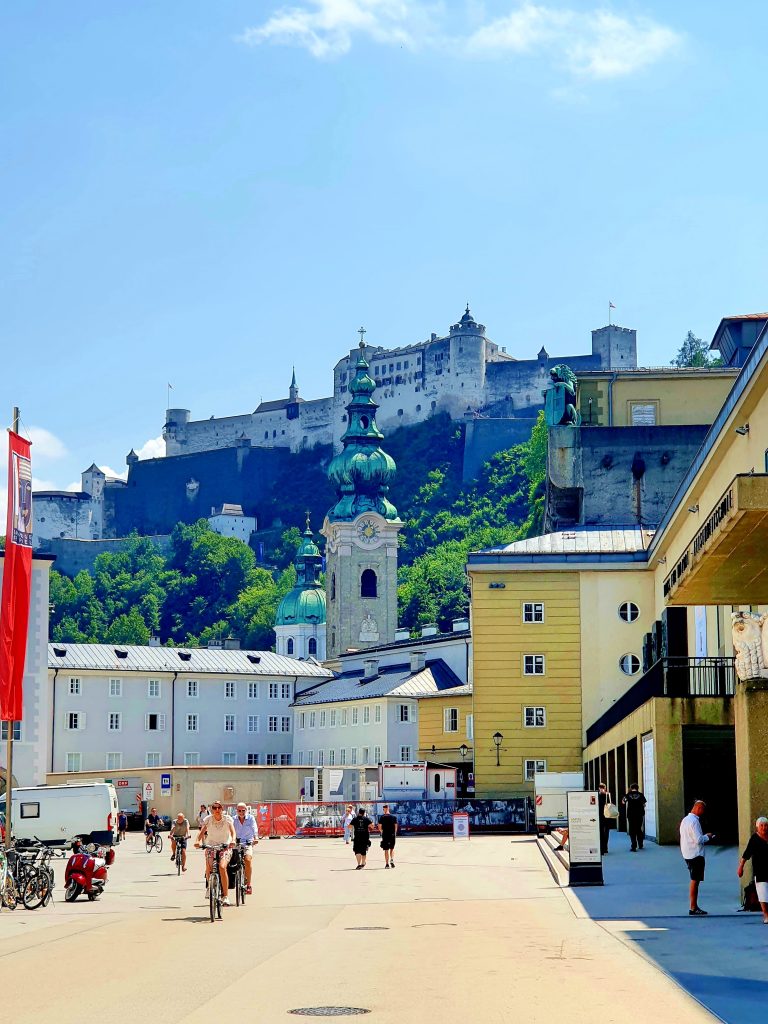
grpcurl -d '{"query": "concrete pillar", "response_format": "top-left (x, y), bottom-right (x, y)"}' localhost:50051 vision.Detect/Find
top-left (734, 679), bottom-right (768, 852)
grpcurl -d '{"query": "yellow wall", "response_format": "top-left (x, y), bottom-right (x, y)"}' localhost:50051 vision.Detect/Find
top-left (470, 570), bottom-right (582, 797)
top-left (579, 570), bottom-right (656, 739)
top-left (417, 694), bottom-right (473, 760)
top-left (578, 371), bottom-right (736, 428)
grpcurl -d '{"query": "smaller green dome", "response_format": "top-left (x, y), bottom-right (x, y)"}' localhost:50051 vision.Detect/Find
top-left (275, 586), bottom-right (326, 627)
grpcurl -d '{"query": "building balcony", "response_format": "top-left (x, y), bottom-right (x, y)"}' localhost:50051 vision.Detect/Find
top-left (664, 474), bottom-right (768, 604)
top-left (586, 657), bottom-right (735, 746)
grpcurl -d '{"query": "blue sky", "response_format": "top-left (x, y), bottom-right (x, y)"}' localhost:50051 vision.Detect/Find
top-left (2, 1), bottom-right (767, 498)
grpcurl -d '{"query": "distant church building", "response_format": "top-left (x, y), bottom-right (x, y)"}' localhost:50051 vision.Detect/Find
top-left (274, 518), bottom-right (327, 661)
top-left (322, 343), bottom-right (402, 657)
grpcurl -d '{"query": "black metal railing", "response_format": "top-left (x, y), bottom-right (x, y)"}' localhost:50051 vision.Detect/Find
top-left (586, 657), bottom-right (735, 746)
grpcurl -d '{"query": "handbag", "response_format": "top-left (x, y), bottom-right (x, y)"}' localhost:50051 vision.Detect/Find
top-left (603, 802), bottom-right (619, 820)
top-left (742, 881), bottom-right (761, 912)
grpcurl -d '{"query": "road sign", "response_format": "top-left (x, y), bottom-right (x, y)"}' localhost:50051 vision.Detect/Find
top-left (160, 773), bottom-right (171, 794)
top-left (143, 782), bottom-right (155, 802)
top-left (452, 812), bottom-right (470, 840)
top-left (116, 779), bottom-right (129, 788)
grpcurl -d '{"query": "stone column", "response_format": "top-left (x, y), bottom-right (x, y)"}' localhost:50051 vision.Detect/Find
top-left (734, 678), bottom-right (768, 853)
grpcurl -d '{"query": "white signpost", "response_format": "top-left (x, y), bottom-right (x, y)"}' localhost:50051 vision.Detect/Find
top-left (143, 782), bottom-right (155, 803)
top-left (452, 812), bottom-right (470, 840)
top-left (567, 790), bottom-right (603, 886)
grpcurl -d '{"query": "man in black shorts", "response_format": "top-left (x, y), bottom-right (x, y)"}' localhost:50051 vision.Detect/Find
top-left (378, 804), bottom-right (398, 869)
top-left (352, 807), bottom-right (373, 869)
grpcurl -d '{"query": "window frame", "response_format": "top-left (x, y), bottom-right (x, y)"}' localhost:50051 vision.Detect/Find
top-left (224, 714), bottom-right (236, 733)
top-left (618, 601), bottom-right (640, 623)
top-left (146, 752), bottom-right (161, 768)
top-left (620, 653), bottom-right (641, 676)
top-left (443, 707), bottom-right (459, 733)
top-left (523, 705), bottom-right (547, 728)
top-left (523, 654), bottom-right (546, 676)
top-left (187, 680), bottom-right (199, 699)
top-left (65, 752), bottom-right (81, 773)
top-left (400, 745), bottom-right (412, 763)
top-left (69, 677), bottom-right (81, 696)
top-left (108, 712), bottom-right (122, 733)
top-left (186, 713), bottom-right (199, 733)
top-left (523, 601), bottom-right (545, 624)
top-left (147, 679), bottom-right (161, 699)
top-left (224, 680), bottom-right (237, 700)
top-left (109, 678), bottom-right (122, 698)
top-left (524, 758), bottom-right (547, 781)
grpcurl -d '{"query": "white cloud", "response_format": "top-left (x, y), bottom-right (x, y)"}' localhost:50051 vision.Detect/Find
top-left (99, 465), bottom-right (128, 482)
top-left (464, 5), bottom-right (681, 78)
top-left (238, 0), bottom-right (437, 59)
top-left (135, 435), bottom-right (165, 461)
top-left (241, 2), bottom-right (682, 79)
top-left (27, 426), bottom-right (68, 462)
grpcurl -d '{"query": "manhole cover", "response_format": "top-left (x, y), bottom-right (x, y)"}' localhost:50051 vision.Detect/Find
top-left (288, 1009), bottom-right (371, 1017)
top-left (344, 926), bottom-right (389, 931)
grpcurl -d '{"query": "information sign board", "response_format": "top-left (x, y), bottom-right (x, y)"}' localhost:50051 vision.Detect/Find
top-left (160, 773), bottom-right (171, 794)
top-left (452, 812), bottom-right (470, 840)
top-left (143, 782), bottom-right (155, 802)
top-left (567, 790), bottom-right (603, 886)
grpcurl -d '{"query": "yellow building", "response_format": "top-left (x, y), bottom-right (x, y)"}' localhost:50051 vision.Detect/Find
top-left (416, 686), bottom-right (473, 794)
top-left (471, 313), bottom-right (768, 849)
top-left (577, 365), bottom-right (737, 428)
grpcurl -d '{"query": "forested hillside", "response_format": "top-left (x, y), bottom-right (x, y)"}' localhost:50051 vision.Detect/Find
top-left (48, 413), bottom-right (547, 647)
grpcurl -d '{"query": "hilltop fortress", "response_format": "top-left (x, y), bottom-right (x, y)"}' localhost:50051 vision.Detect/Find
top-left (163, 308), bottom-right (637, 456)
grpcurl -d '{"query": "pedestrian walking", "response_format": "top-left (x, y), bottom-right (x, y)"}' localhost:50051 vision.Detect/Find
top-left (737, 816), bottom-right (768, 923)
top-left (680, 799), bottom-right (715, 915)
top-left (377, 804), bottom-right (398, 868)
top-left (598, 783), bottom-right (613, 855)
top-left (197, 804), bottom-right (209, 829)
top-left (351, 807), bottom-right (373, 869)
top-left (343, 804), bottom-right (354, 845)
top-left (117, 809), bottom-right (128, 843)
top-left (622, 783), bottom-right (647, 851)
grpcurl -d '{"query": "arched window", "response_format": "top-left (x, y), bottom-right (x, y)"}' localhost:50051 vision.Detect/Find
top-left (331, 572), bottom-right (336, 601)
top-left (287, 638), bottom-right (295, 655)
top-left (361, 569), bottom-right (377, 598)
top-left (308, 638), bottom-right (317, 656)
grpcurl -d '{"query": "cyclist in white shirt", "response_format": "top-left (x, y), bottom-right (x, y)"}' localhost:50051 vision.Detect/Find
top-left (195, 802), bottom-right (236, 906)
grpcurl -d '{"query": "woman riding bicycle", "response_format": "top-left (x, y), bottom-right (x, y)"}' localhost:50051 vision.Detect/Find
top-left (195, 802), bottom-right (236, 906)
top-left (169, 812), bottom-right (191, 871)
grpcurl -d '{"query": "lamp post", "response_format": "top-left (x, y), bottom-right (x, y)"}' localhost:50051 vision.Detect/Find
top-left (493, 731), bottom-right (503, 767)
top-left (459, 743), bottom-right (468, 762)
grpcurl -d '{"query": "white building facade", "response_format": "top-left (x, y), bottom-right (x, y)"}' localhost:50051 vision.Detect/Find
top-left (47, 644), bottom-right (331, 775)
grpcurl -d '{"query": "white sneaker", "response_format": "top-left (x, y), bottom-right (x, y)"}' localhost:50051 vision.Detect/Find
top-left (222, 897), bottom-right (231, 906)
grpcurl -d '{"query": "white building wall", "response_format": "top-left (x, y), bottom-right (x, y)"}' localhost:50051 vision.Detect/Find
top-left (207, 513), bottom-right (256, 543)
top-left (52, 672), bottom-right (299, 772)
top-left (292, 696), bottom-right (418, 767)
top-left (0, 557), bottom-right (52, 786)
top-left (33, 494), bottom-right (98, 548)
top-left (275, 621), bottom-right (326, 661)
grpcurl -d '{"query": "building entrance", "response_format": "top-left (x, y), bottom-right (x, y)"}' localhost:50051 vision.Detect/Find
top-left (682, 725), bottom-right (737, 843)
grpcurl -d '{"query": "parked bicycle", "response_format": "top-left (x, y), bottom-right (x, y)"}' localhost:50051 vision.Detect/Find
top-left (0, 847), bottom-right (18, 910)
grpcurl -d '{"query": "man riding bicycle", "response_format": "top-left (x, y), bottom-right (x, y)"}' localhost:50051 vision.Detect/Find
top-left (144, 807), bottom-right (162, 840)
top-left (232, 802), bottom-right (259, 895)
top-left (194, 801), bottom-right (236, 906)
top-left (169, 812), bottom-right (190, 871)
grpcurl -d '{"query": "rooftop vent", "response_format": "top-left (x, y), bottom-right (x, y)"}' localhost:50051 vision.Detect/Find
top-left (247, 654), bottom-right (261, 665)
top-left (224, 637), bottom-right (241, 650)
top-left (410, 651), bottom-right (426, 674)
top-left (114, 648), bottom-right (128, 659)
top-left (452, 618), bottom-right (469, 632)
top-left (207, 639), bottom-right (223, 649)
top-left (53, 646), bottom-right (67, 658)
top-left (362, 658), bottom-right (379, 681)
top-left (394, 628), bottom-right (410, 642)
top-left (148, 636), bottom-right (162, 648)
top-left (178, 651), bottom-right (192, 662)
top-left (420, 624), bottom-right (438, 637)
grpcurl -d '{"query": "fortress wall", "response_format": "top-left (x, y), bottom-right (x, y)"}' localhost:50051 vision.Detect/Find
top-left (33, 494), bottom-right (98, 549)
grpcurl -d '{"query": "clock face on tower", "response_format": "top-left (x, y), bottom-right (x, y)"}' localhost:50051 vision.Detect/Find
top-left (356, 517), bottom-right (380, 545)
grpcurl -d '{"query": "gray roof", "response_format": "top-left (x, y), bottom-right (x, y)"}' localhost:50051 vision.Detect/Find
top-left (469, 527), bottom-right (654, 563)
top-left (416, 683), bottom-right (472, 699)
top-left (292, 659), bottom-right (466, 706)
top-left (48, 643), bottom-right (332, 678)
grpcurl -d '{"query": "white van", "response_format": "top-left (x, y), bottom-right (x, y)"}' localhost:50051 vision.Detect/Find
top-left (1, 782), bottom-right (119, 846)
top-left (534, 772), bottom-right (585, 832)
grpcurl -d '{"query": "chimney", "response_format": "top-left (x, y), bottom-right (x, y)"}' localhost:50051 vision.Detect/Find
top-left (363, 658), bottom-right (379, 681)
top-left (452, 618), bottom-right (469, 632)
top-left (148, 636), bottom-right (161, 648)
top-left (420, 623), bottom-right (438, 638)
top-left (394, 628), bottom-right (410, 642)
top-left (223, 637), bottom-right (241, 650)
top-left (410, 650), bottom-right (426, 674)
top-left (207, 639), bottom-right (223, 649)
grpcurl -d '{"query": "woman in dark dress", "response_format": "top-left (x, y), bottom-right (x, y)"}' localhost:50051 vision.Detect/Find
top-left (352, 808), bottom-right (373, 869)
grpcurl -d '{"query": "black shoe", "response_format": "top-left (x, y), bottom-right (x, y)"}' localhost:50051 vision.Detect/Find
top-left (385, 863), bottom-right (390, 869)
top-left (689, 908), bottom-right (708, 916)
top-left (630, 847), bottom-right (637, 852)
top-left (390, 862), bottom-right (395, 868)
top-left (355, 865), bottom-right (362, 870)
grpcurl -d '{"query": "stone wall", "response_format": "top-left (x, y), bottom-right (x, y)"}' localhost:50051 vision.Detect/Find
top-left (42, 535), bottom-right (173, 578)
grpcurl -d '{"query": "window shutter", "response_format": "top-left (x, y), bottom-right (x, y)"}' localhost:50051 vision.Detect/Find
top-left (159, 714), bottom-right (166, 731)
top-left (80, 712), bottom-right (86, 730)
top-left (145, 714), bottom-right (150, 731)
top-left (443, 708), bottom-right (450, 732)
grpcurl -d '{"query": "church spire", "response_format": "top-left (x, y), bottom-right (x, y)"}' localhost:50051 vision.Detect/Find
top-left (289, 367), bottom-right (298, 403)
top-left (326, 341), bottom-right (397, 523)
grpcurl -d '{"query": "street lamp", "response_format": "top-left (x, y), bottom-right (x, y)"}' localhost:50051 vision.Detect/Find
top-left (459, 743), bottom-right (469, 761)
top-left (493, 731), bottom-right (503, 766)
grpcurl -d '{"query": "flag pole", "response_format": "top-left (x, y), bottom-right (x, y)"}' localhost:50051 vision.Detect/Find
top-left (4, 406), bottom-right (19, 844)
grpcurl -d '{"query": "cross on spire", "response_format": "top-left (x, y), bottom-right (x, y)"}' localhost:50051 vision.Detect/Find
top-left (358, 325), bottom-right (366, 348)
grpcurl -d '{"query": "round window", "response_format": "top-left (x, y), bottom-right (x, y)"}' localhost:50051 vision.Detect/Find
top-left (619, 601), bottom-right (640, 622)
top-left (620, 654), bottom-right (641, 675)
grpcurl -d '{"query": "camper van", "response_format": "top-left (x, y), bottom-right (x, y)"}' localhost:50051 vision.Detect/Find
top-left (0, 782), bottom-right (119, 846)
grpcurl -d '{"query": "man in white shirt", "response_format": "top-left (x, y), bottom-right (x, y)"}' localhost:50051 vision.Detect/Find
top-left (680, 800), bottom-right (715, 916)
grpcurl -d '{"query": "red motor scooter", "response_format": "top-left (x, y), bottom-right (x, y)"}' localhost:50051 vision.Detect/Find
top-left (64, 838), bottom-right (115, 902)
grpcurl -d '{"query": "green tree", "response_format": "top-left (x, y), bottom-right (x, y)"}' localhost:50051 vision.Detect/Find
top-left (672, 330), bottom-right (723, 368)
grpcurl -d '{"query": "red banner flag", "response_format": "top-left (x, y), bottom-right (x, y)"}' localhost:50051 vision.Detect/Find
top-left (0, 431), bottom-right (33, 722)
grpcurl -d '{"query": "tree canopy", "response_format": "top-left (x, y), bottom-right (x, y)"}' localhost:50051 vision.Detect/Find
top-left (671, 330), bottom-right (723, 368)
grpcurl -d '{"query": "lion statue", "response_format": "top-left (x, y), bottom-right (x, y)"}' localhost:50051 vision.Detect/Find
top-left (545, 364), bottom-right (580, 426)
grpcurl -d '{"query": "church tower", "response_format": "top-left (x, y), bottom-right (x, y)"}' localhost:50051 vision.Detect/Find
top-left (322, 341), bottom-right (402, 656)
top-left (274, 516), bottom-right (327, 660)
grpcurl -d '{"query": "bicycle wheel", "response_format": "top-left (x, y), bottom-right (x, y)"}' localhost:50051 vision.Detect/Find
top-left (22, 869), bottom-right (49, 910)
top-left (235, 868), bottom-right (241, 906)
top-left (3, 880), bottom-right (18, 910)
top-left (176, 849), bottom-right (182, 876)
top-left (155, 834), bottom-right (163, 854)
top-left (239, 868), bottom-right (246, 906)
top-left (145, 836), bottom-right (153, 853)
top-left (209, 872), bottom-right (218, 923)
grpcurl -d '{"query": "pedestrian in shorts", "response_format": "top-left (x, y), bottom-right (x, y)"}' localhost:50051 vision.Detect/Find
top-left (680, 799), bottom-right (715, 915)
top-left (377, 804), bottom-right (398, 868)
top-left (737, 816), bottom-right (768, 923)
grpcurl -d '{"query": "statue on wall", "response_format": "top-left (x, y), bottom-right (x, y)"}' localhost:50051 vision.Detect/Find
top-left (732, 611), bottom-right (768, 680)
top-left (544, 364), bottom-right (580, 427)
top-left (359, 612), bottom-right (380, 643)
